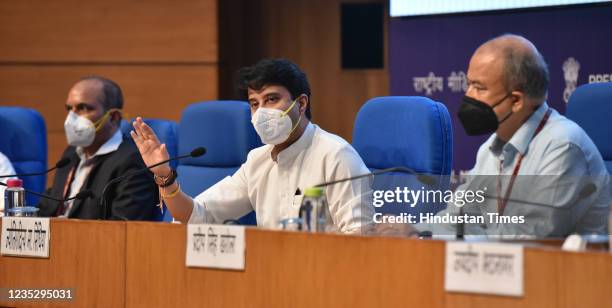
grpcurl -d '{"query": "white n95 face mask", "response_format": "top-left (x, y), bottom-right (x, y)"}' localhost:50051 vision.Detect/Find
top-left (251, 98), bottom-right (302, 145)
top-left (64, 110), bottom-right (114, 147)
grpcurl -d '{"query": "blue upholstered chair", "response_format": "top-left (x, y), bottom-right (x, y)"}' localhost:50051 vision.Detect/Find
top-left (177, 101), bottom-right (261, 224)
top-left (352, 96), bottom-right (453, 216)
top-left (566, 82), bottom-right (612, 173)
top-left (0, 106), bottom-right (48, 206)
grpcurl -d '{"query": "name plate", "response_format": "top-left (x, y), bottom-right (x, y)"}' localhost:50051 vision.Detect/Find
top-left (186, 224), bottom-right (245, 270)
top-left (1, 217), bottom-right (51, 258)
top-left (444, 242), bottom-right (523, 297)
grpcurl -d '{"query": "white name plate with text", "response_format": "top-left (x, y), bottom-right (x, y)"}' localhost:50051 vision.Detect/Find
top-left (445, 242), bottom-right (524, 297)
top-left (1, 217), bottom-right (50, 258)
top-left (186, 224), bottom-right (245, 270)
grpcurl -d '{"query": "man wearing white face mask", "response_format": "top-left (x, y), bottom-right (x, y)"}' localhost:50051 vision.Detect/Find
top-left (38, 76), bottom-right (159, 220)
top-left (132, 58), bottom-right (374, 233)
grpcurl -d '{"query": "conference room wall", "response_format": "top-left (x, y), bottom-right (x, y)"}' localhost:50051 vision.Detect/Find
top-left (0, 0), bottom-right (219, 184)
top-left (218, 0), bottom-right (390, 142)
top-left (0, 0), bottom-right (389, 186)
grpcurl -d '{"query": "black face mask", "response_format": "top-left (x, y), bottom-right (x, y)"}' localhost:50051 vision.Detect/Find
top-left (457, 93), bottom-right (513, 136)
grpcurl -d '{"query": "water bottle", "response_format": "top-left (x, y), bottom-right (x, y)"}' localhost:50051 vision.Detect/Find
top-left (298, 187), bottom-right (332, 233)
top-left (5, 178), bottom-right (38, 217)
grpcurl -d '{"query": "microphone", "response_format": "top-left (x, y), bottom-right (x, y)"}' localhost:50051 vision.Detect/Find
top-left (313, 166), bottom-right (438, 188)
top-left (0, 157), bottom-right (71, 178)
top-left (99, 147), bottom-right (206, 220)
top-left (0, 181), bottom-right (91, 203)
top-left (310, 167), bottom-right (438, 238)
top-left (147, 147), bottom-right (206, 169)
top-left (456, 182), bottom-right (597, 239)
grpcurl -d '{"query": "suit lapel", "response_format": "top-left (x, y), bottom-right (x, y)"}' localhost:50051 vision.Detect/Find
top-left (68, 154), bottom-right (106, 218)
top-left (47, 151), bottom-right (79, 216)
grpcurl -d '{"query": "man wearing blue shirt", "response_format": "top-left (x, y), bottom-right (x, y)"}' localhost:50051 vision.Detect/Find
top-left (415, 34), bottom-right (611, 238)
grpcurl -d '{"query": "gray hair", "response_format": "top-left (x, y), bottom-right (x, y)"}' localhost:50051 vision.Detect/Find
top-left (497, 35), bottom-right (550, 101)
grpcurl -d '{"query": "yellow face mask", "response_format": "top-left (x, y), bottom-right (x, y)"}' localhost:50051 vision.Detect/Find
top-left (93, 108), bottom-right (121, 131)
top-left (282, 97), bottom-right (303, 137)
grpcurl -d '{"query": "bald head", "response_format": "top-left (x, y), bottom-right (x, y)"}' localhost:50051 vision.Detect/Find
top-left (71, 76), bottom-right (124, 112)
top-left (476, 34), bottom-right (538, 57)
top-left (474, 34), bottom-right (549, 103)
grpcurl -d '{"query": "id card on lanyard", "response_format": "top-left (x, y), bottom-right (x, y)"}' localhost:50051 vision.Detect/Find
top-left (497, 108), bottom-right (552, 215)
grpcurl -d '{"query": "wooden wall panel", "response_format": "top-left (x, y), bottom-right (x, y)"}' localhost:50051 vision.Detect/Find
top-left (0, 0), bottom-right (387, 185)
top-left (0, 65), bottom-right (218, 172)
top-left (0, 0), bottom-right (219, 185)
top-left (218, 0), bottom-right (389, 141)
top-left (0, 0), bottom-right (217, 62)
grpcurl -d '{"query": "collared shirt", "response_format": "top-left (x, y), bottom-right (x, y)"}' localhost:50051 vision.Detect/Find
top-left (189, 122), bottom-right (374, 233)
top-left (0, 152), bottom-right (16, 214)
top-left (61, 129), bottom-right (123, 217)
top-left (420, 102), bottom-right (611, 238)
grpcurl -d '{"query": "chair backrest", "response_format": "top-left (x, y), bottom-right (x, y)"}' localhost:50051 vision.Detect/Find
top-left (0, 106), bottom-right (47, 206)
top-left (177, 101), bottom-right (261, 224)
top-left (121, 118), bottom-right (179, 168)
top-left (352, 96), bottom-right (453, 216)
top-left (566, 82), bottom-right (612, 173)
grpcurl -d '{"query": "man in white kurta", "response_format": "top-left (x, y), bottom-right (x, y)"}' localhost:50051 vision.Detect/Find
top-left (190, 122), bottom-right (373, 233)
top-left (132, 58), bottom-right (374, 233)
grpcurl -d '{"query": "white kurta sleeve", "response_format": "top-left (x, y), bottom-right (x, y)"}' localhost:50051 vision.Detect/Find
top-left (189, 163), bottom-right (253, 224)
top-left (324, 145), bottom-right (375, 233)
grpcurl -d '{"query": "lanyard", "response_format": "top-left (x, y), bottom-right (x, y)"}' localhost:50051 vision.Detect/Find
top-left (497, 108), bottom-right (552, 215)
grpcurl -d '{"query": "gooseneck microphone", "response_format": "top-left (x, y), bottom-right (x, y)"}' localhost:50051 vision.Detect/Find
top-left (309, 166), bottom-right (438, 238)
top-left (313, 166), bottom-right (438, 188)
top-left (99, 147), bottom-right (206, 220)
top-left (0, 157), bottom-right (71, 178)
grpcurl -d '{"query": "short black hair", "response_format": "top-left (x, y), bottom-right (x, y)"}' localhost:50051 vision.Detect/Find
top-left (79, 75), bottom-right (124, 111)
top-left (237, 58), bottom-right (311, 119)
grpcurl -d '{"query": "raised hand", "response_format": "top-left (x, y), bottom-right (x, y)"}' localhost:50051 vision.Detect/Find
top-left (130, 117), bottom-right (171, 177)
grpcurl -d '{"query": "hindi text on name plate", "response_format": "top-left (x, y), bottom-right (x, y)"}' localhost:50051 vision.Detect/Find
top-left (445, 242), bottom-right (524, 297)
top-left (186, 224), bottom-right (245, 270)
top-left (1, 217), bottom-right (51, 258)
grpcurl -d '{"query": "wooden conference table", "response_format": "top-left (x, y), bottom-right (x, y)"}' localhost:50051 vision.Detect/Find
top-left (1, 219), bottom-right (611, 308)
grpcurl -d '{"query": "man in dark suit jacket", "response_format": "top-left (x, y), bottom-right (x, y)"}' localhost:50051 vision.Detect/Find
top-left (38, 76), bottom-right (159, 220)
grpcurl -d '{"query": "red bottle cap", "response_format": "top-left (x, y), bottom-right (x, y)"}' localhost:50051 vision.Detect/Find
top-left (6, 179), bottom-right (23, 188)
